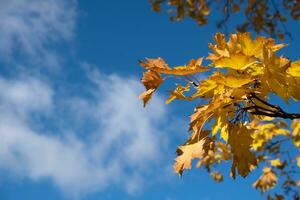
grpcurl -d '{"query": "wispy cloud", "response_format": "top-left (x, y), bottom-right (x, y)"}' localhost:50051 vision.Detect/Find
top-left (0, 68), bottom-right (171, 197)
top-left (0, 0), bottom-right (77, 67)
top-left (0, 0), bottom-right (175, 198)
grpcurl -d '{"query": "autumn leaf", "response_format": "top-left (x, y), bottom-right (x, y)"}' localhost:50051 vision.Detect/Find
top-left (140, 57), bottom-right (210, 75)
top-left (166, 84), bottom-right (190, 104)
top-left (211, 107), bottom-right (232, 142)
top-left (229, 124), bottom-right (257, 178)
top-left (253, 167), bottom-right (277, 193)
top-left (213, 53), bottom-right (257, 70)
top-left (287, 60), bottom-right (300, 77)
top-left (140, 70), bottom-right (163, 90)
top-left (213, 73), bottom-right (254, 88)
top-left (191, 75), bottom-right (218, 99)
top-left (174, 137), bottom-right (213, 175)
top-left (237, 32), bottom-right (285, 58)
top-left (139, 70), bottom-right (163, 107)
top-left (139, 89), bottom-right (156, 107)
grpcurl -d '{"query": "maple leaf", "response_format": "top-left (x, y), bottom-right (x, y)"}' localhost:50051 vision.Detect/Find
top-left (211, 105), bottom-right (235, 142)
top-left (212, 73), bottom-right (254, 89)
top-left (166, 84), bottom-right (190, 104)
top-left (191, 73), bottom-right (218, 99)
top-left (213, 53), bottom-right (257, 70)
top-left (287, 60), bottom-right (300, 77)
top-left (188, 105), bottom-right (213, 137)
top-left (253, 49), bottom-right (291, 102)
top-left (207, 33), bottom-right (229, 60)
top-left (174, 137), bottom-right (213, 175)
top-left (185, 130), bottom-right (211, 146)
top-left (140, 57), bottom-right (210, 75)
top-left (286, 76), bottom-right (300, 101)
top-left (237, 32), bottom-right (285, 58)
top-left (207, 32), bottom-right (285, 64)
top-left (253, 167), bottom-right (277, 193)
top-left (139, 70), bottom-right (163, 107)
top-left (229, 124), bottom-right (257, 178)
top-left (139, 89), bottom-right (156, 107)
top-left (188, 97), bottom-right (230, 140)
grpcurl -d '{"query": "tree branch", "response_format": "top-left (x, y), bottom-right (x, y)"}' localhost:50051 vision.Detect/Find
top-left (243, 93), bottom-right (300, 119)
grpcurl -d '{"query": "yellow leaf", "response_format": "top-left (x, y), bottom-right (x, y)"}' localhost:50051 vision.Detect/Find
top-left (209, 32), bottom-right (227, 53)
top-left (213, 53), bottom-right (257, 70)
top-left (237, 32), bottom-right (286, 58)
top-left (214, 74), bottom-right (254, 88)
top-left (249, 63), bottom-right (264, 76)
top-left (192, 78), bottom-right (217, 98)
top-left (139, 89), bottom-right (156, 107)
top-left (238, 33), bottom-right (266, 57)
top-left (270, 159), bottom-right (281, 167)
top-left (229, 124), bottom-right (257, 178)
top-left (185, 130), bottom-right (211, 145)
top-left (287, 60), bottom-right (300, 77)
top-left (297, 156), bottom-right (300, 167)
top-left (140, 57), bottom-right (170, 70)
top-left (174, 137), bottom-right (212, 175)
top-left (189, 98), bottom-right (227, 139)
top-left (212, 117), bottom-right (222, 136)
top-left (192, 72), bottom-right (253, 100)
top-left (259, 51), bottom-right (291, 101)
top-left (253, 167), bottom-right (277, 193)
top-left (220, 124), bottom-right (229, 142)
top-left (286, 76), bottom-right (300, 100)
top-left (268, 78), bottom-right (290, 102)
top-left (208, 32), bottom-right (286, 63)
top-left (140, 57), bottom-right (209, 75)
top-left (166, 84), bottom-right (190, 104)
top-left (211, 108), bottom-right (230, 142)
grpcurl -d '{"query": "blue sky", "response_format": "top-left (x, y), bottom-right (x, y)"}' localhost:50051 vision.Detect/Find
top-left (0, 1), bottom-right (299, 200)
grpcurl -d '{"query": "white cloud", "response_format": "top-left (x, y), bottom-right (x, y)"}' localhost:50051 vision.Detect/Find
top-left (0, 0), bottom-right (174, 197)
top-left (0, 0), bottom-right (77, 66)
top-left (0, 77), bottom-right (53, 117)
top-left (0, 70), bottom-right (170, 198)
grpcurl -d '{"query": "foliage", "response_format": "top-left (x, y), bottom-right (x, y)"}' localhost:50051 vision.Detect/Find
top-left (139, 32), bottom-right (300, 199)
top-left (149, 0), bottom-right (300, 39)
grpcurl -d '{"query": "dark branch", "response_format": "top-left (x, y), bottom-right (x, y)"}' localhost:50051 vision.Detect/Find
top-left (242, 93), bottom-right (300, 120)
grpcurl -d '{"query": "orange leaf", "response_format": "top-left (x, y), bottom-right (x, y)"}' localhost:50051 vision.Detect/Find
top-left (139, 70), bottom-right (163, 107)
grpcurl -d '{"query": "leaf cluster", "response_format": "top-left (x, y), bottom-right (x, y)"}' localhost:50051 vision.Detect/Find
top-left (149, 0), bottom-right (300, 39)
top-left (139, 32), bottom-right (300, 199)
